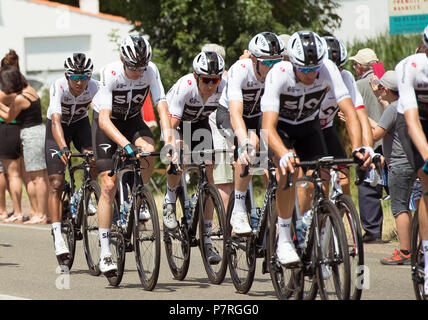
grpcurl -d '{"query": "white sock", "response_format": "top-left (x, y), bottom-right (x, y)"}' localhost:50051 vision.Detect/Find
top-left (423, 240), bottom-right (428, 277)
top-left (277, 217), bottom-right (292, 244)
top-left (52, 222), bottom-right (62, 243)
top-left (165, 184), bottom-right (178, 204)
top-left (204, 220), bottom-right (212, 244)
top-left (99, 228), bottom-right (112, 258)
top-left (233, 190), bottom-right (247, 213)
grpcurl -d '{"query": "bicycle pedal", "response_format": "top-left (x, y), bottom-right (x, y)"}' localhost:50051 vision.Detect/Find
top-left (190, 237), bottom-right (199, 247)
top-left (75, 230), bottom-right (83, 240)
top-left (125, 242), bottom-right (134, 252)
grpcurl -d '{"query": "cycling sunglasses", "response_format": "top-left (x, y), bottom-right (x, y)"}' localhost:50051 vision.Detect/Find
top-left (257, 58), bottom-right (282, 67)
top-left (124, 62), bottom-right (147, 72)
top-left (199, 77), bottom-right (221, 85)
top-left (69, 74), bottom-right (89, 81)
top-left (296, 66), bottom-right (322, 74)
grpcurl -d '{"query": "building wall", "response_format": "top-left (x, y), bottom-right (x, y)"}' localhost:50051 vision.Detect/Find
top-left (0, 0), bottom-right (132, 82)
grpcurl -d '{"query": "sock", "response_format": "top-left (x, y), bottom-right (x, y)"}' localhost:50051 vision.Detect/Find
top-left (423, 240), bottom-right (428, 277)
top-left (204, 220), bottom-right (212, 244)
top-left (99, 228), bottom-right (112, 258)
top-left (165, 184), bottom-right (178, 204)
top-left (52, 222), bottom-right (62, 243)
top-left (277, 217), bottom-right (292, 243)
top-left (232, 190), bottom-right (247, 213)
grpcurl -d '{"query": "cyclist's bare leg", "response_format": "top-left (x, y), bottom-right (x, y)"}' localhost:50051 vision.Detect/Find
top-left (97, 171), bottom-right (117, 229)
top-left (48, 174), bottom-right (65, 223)
top-left (135, 136), bottom-right (155, 184)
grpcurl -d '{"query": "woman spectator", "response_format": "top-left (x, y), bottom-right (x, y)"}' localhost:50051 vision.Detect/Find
top-left (0, 66), bottom-right (49, 224)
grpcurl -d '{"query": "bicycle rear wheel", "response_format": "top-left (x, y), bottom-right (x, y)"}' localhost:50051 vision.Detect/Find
top-left (336, 194), bottom-right (364, 300)
top-left (225, 190), bottom-right (256, 293)
top-left (82, 180), bottom-right (102, 276)
top-left (134, 187), bottom-right (161, 291)
top-left (410, 211), bottom-right (427, 300)
top-left (163, 186), bottom-right (191, 281)
top-left (317, 199), bottom-right (351, 300)
top-left (198, 183), bottom-right (228, 285)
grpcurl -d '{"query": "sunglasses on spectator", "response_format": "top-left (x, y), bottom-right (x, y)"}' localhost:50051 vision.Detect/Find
top-left (199, 77), bottom-right (221, 85)
top-left (296, 66), bottom-right (322, 74)
top-left (124, 62), bottom-right (147, 72)
top-left (257, 58), bottom-right (282, 67)
top-left (377, 84), bottom-right (385, 90)
top-left (69, 74), bottom-right (89, 81)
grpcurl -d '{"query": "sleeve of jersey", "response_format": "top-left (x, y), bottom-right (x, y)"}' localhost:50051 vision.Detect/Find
top-left (342, 71), bottom-right (365, 110)
top-left (148, 64), bottom-right (167, 105)
top-left (95, 67), bottom-right (114, 111)
top-left (325, 62), bottom-right (351, 104)
top-left (260, 68), bottom-right (281, 113)
top-left (396, 58), bottom-right (418, 114)
top-left (166, 79), bottom-right (188, 121)
top-left (226, 64), bottom-right (246, 103)
top-left (48, 80), bottom-right (63, 116)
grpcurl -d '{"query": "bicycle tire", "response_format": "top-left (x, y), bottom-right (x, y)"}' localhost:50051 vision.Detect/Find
top-left (134, 186), bottom-right (161, 291)
top-left (335, 194), bottom-right (364, 300)
top-left (106, 230), bottom-right (126, 287)
top-left (410, 210), bottom-right (428, 300)
top-left (225, 190), bottom-right (256, 293)
top-left (198, 183), bottom-right (228, 285)
top-left (82, 180), bottom-right (102, 276)
top-left (56, 185), bottom-right (76, 271)
top-left (317, 199), bottom-right (351, 300)
top-left (163, 186), bottom-right (191, 281)
top-left (268, 198), bottom-right (300, 300)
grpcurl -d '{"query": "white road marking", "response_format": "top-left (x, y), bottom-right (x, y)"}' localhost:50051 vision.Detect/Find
top-left (0, 294), bottom-right (30, 300)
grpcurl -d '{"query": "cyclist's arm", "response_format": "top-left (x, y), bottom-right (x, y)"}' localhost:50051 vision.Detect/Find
top-left (98, 108), bottom-right (130, 148)
top-left (229, 100), bottom-right (249, 145)
top-left (51, 113), bottom-right (67, 149)
top-left (404, 107), bottom-right (428, 160)
top-left (356, 107), bottom-right (373, 148)
top-left (157, 100), bottom-right (176, 146)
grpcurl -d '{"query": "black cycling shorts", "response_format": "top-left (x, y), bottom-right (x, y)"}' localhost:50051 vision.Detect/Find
top-left (0, 122), bottom-right (21, 160)
top-left (92, 111), bottom-right (154, 173)
top-left (321, 125), bottom-right (347, 159)
top-left (45, 117), bottom-right (92, 175)
top-left (276, 118), bottom-right (327, 162)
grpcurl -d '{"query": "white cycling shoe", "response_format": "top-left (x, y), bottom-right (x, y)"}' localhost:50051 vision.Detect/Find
top-left (54, 239), bottom-right (70, 257)
top-left (276, 241), bottom-right (300, 265)
top-left (230, 211), bottom-right (252, 235)
top-left (99, 254), bottom-right (118, 275)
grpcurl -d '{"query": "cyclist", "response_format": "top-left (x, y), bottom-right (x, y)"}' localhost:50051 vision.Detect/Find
top-left (163, 51), bottom-right (226, 264)
top-left (261, 30), bottom-right (367, 265)
top-left (216, 31), bottom-right (284, 235)
top-left (92, 34), bottom-right (177, 276)
top-left (45, 53), bottom-right (98, 263)
top-left (395, 25), bottom-right (428, 294)
top-left (319, 36), bottom-right (376, 195)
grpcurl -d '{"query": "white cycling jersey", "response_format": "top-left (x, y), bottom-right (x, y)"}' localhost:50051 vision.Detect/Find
top-left (219, 58), bottom-right (264, 118)
top-left (319, 69), bottom-right (364, 129)
top-left (47, 77), bottom-right (99, 125)
top-left (396, 53), bottom-right (428, 119)
top-left (261, 59), bottom-right (350, 125)
top-left (92, 60), bottom-right (166, 121)
top-left (167, 73), bottom-right (226, 122)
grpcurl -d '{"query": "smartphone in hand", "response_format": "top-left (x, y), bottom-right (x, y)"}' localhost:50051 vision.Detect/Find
top-left (373, 62), bottom-right (386, 79)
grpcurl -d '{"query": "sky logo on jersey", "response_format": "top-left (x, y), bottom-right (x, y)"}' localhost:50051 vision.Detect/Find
top-left (99, 144), bottom-right (112, 154)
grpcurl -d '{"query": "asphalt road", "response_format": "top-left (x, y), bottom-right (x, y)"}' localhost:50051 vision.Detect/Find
top-left (0, 218), bottom-right (416, 301)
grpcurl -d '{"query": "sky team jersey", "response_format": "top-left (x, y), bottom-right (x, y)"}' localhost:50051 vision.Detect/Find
top-left (396, 53), bottom-right (428, 119)
top-left (319, 69), bottom-right (364, 129)
top-left (167, 73), bottom-right (226, 123)
top-left (47, 77), bottom-right (99, 125)
top-left (219, 58), bottom-right (264, 118)
top-left (261, 59), bottom-right (351, 125)
top-left (92, 60), bottom-right (166, 121)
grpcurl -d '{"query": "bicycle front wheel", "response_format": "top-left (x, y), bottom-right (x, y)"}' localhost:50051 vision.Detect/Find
top-left (410, 211), bottom-right (427, 300)
top-left (225, 190), bottom-right (255, 293)
top-left (134, 187), bottom-right (161, 291)
top-left (198, 183), bottom-right (228, 285)
top-left (317, 200), bottom-right (351, 300)
top-left (82, 180), bottom-right (102, 276)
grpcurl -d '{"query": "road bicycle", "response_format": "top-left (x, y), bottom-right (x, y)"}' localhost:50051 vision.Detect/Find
top-left (54, 152), bottom-right (101, 274)
top-left (163, 149), bottom-right (227, 284)
top-left (411, 207), bottom-right (428, 300)
top-left (103, 148), bottom-right (161, 289)
top-left (269, 156), bottom-right (352, 300)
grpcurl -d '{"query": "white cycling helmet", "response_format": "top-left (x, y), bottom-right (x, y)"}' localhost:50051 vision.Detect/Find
top-left (248, 32), bottom-right (284, 58)
top-left (287, 30), bottom-right (326, 68)
top-left (423, 25), bottom-right (428, 48)
top-left (120, 34), bottom-right (152, 67)
top-left (322, 36), bottom-right (348, 68)
top-left (64, 53), bottom-right (93, 76)
top-left (193, 51), bottom-right (225, 76)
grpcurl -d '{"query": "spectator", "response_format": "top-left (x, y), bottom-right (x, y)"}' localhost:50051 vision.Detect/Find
top-left (202, 43), bottom-right (234, 214)
top-left (369, 71), bottom-right (414, 264)
top-left (349, 48), bottom-right (386, 243)
top-left (0, 66), bottom-right (49, 224)
top-left (0, 161), bottom-right (9, 221)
